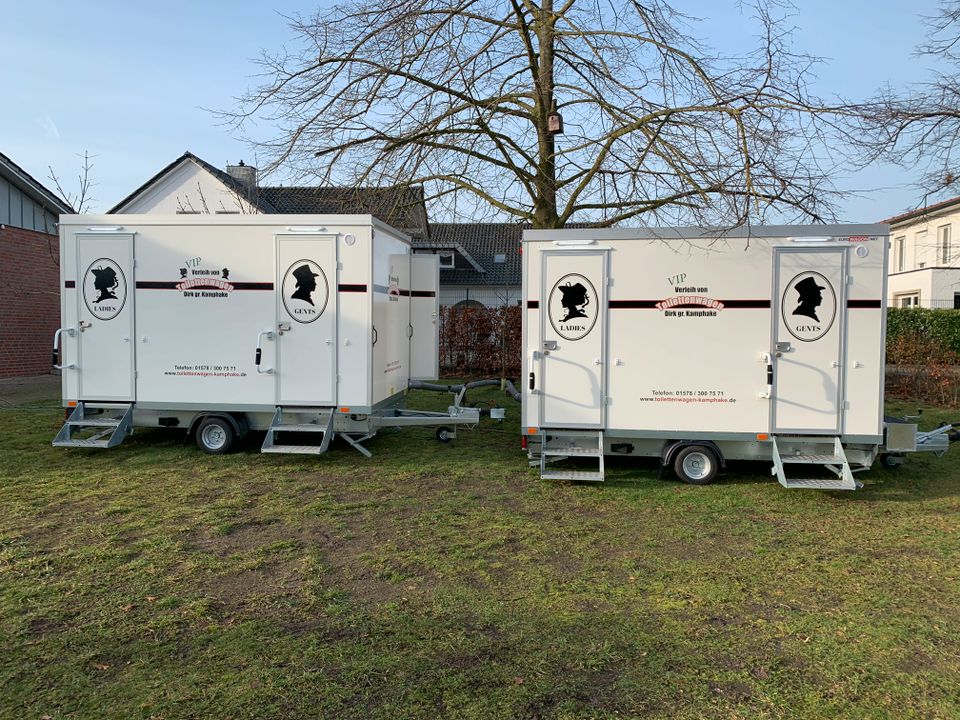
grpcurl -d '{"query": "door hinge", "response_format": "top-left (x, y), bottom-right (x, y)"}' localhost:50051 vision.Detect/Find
top-left (847, 275), bottom-right (854, 285)
top-left (337, 262), bottom-right (343, 270)
top-left (607, 277), bottom-right (614, 286)
top-left (843, 400), bottom-right (850, 410)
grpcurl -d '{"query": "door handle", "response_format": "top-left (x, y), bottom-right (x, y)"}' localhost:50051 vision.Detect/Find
top-left (529, 372), bottom-right (536, 391)
top-left (256, 330), bottom-right (275, 374)
top-left (543, 340), bottom-right (558, 351)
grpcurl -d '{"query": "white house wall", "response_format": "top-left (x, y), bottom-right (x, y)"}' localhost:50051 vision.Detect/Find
top-left (117, 161), bottom-right (259, 215)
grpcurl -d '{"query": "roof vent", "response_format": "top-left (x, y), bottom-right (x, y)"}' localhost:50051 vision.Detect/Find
top-left (493, 253), bottom-right (506, 264)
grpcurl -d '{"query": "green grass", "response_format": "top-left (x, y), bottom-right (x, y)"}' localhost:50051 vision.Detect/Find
top-left (1, 384), bottom-right (959, 719)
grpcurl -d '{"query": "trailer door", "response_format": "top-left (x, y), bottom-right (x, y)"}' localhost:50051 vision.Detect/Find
top-left (77, 232), bottom-right (135, 401)
top-left (409, 254), bottom-right (440, 380)
top-left (276, 234), bottom-right (337, 406)
top-left (539, 250), bottom-right (608, 427)
top-left (772, 247), bottom-right (846, 434)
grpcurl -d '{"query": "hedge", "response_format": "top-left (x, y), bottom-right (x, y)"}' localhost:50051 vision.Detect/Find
top-left (439, 304), bottom-right (522, 377)
top-left (886, 308), bottom-right (960, 357)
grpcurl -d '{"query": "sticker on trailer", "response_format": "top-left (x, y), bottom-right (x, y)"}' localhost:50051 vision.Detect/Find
top-left (548, 273), bottom-right (598, 340)
top-left (83, 258), bottom-right (127, 320)
top-left (282, 259), bottom-right (329, 323)
top-left (781, 271), bottom-right (837, 342)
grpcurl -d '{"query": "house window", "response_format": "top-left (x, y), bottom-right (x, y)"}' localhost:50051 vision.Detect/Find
top-left (939, 224), bottom-right (951, 264)
top-left (954, 293), bottom-right (960, 310)
top-left (895, 292), bottom-right (920, 308)
top-left (493, 253), bottom-right (506, 264)
top-left (894, 236), bottom-right (906, 272)
top-left (914, 230), bottom-right (926, 269)
top-left (438, 252), bottom-right (455, 269)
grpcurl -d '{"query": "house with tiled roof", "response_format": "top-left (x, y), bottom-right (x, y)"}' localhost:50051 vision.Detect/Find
top-left (109, 151), bottom-right (524, 306)
top-left (883, 196), bottom-right (960, 308)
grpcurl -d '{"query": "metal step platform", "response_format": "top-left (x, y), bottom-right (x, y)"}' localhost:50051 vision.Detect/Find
top-left (771, 436), bottom-right (859, 490)
top-left (540, 430), bottom-right (605, 482)
top-left (53, 402), bottom-right (134, 449)
top-left (261, 407), bottom-right (335, 455)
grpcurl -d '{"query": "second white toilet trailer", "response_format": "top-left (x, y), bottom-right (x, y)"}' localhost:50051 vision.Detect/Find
top-left (521, 224), bottom-right (904, 490)
top-left (53, 214), bottom-right (476, 456)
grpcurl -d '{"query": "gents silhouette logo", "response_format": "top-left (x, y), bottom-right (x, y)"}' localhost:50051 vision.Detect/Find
top-left (782, 271), bottom-right (836, 342)
top-left (283, 260), bottom-right (328, 323)
top-left (83, 258), bottom-right (126, 321)
top-left (548, 274), bottom-right (598, 341)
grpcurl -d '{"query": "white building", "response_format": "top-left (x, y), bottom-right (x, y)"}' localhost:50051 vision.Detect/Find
top-left (884, 196), bottom-right (960, 308)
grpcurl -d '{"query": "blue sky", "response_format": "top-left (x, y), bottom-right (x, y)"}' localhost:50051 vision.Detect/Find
top-left (0, 0), bottom-right (944, 220)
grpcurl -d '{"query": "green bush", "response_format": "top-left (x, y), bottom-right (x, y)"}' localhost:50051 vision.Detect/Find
top-left (887, 308), bottom-right (960, 356)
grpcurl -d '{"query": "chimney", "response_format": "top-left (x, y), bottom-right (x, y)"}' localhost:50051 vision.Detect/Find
top-left (226, 160), bottom-right (257, 188)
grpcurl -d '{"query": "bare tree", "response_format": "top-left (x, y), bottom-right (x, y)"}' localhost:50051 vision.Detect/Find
top-left (48, 150), bottom-right (97, 215)
top-left (228, 0), bottom-right (843, 228)
top-left (848, 2), bottom-right (960, 199)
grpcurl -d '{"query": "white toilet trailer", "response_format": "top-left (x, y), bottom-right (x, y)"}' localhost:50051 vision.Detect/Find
top-left (52, 214), bottom-right (473, 456)
top-left (521, 224), bottom-right (936, 490)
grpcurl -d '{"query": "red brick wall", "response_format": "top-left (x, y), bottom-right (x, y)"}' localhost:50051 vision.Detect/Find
top-left (0, 225), bottom-right (60, 378)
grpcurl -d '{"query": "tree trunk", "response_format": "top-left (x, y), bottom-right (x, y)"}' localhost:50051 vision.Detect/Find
top-left (533, 0), bottom-right (560, 229)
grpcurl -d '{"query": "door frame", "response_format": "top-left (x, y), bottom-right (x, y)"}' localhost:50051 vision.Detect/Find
top-left (76, 231), bottom-right (136, 401)
top-left (538, 247), bottom-right (610, 429)
top-left (770, 245), bottom-right (849, 435)
top-left (274, 232), bottom-right (339, 406)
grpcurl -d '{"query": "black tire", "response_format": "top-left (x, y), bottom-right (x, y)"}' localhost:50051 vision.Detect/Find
top-left (436, 426), bottom-right (453, 443)
top-left (879, 453), bottom-right (901, 470)
top-left (673, 445), bottom-right (719, 485)
top-left (196, 416), bottom-right (236, 455)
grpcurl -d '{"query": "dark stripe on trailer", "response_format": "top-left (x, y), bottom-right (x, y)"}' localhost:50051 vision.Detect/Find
top-left (232, 282), bottom-right (273, 290)
top-left (609, 300), bottom-right (659, 309)
top-left (526, 300), bottom-right (539, 309)
top-left (372, 284), bottom-right (413, 296)
top-left (135, 281), bottom-right (273, 290)
top-left (848, 299), bottom-right (882, 308)
top-left (410, 290), bottom-right (436, 298)
top-left (338, 284), bottom-right (368, 293)
top-left (64, 280), bottom-right (76, 288)
top-left (608, 299), bottom-right (770, 309)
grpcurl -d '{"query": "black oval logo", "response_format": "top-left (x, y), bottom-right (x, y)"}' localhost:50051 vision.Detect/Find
top-left (83, 258), bottom-right (126, 321)
top-left (782, 271), bottom-right (836, 342)
top-left (549, 273), bottom-right (598, 341)
top-left (282, 260), bottom-right (328, 323)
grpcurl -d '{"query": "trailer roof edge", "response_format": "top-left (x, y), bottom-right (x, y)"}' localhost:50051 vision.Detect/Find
top-left (521, 224), bottom-right (890, 241)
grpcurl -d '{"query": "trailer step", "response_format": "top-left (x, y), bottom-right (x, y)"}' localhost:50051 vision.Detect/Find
top-left (53, 402), bottom-right (133, 449)
top-left (261, 407), bottom-right (335, 455)
top-left (771, 436), bottom-right (858, 491)
top-left (541, 469), bottom-right (604, 482)
top-left (539, 430), bottom-right (605, 482)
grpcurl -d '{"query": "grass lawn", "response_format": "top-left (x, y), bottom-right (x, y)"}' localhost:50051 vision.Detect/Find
top-left (1, 381), bottom-right (959, 719)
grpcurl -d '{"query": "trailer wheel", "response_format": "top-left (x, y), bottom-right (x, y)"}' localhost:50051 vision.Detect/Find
top-left (436, 427), bottom-right (453, 443)
top-left (879, 453), bottom-right (902, 470)
top-left (196, 416), bottom-right (236, 455)
top-left (673, 445), bottom-right (719, 485)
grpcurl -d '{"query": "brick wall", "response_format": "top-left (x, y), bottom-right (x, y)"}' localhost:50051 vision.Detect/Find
top-left (0, 225), bottom-right (60, 378)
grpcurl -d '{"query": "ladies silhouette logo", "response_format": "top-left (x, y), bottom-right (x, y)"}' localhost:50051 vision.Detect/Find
top-left (83, 258), bottom-right (126, 320)
top-left (549, 274), bottom-right (597, 341)
top-left (782, 271), bottom-right (836, 342)
top-left (282, 259), bottom-right (328, 323)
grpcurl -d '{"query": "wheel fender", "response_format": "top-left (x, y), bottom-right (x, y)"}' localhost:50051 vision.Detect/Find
top-left (661, 440), bottom-right (726, 469)
top-left (188, 413), bottom-right (246, 439)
